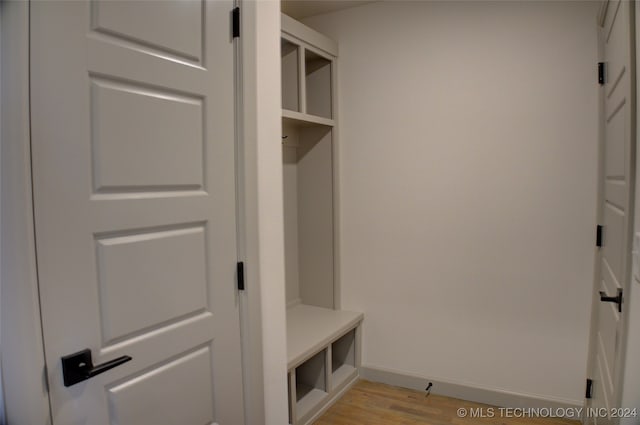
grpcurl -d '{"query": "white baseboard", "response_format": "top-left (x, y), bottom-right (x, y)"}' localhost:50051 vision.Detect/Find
top-left (360, 365), bottom-right (582, 412)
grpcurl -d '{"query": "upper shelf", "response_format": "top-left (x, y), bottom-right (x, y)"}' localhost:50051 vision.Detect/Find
top-left (281, 13), bottom-right (336, 123)
top-left (282, 109), bottom-right (335, 128)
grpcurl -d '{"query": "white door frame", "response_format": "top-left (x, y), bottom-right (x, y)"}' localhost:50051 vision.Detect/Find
top-left (0, 2), bottom-right (51, 424)
top-left (583, 1), bottom-right (607, 418)
top-left (237, 1), bottom-right (289, 425)
top-left (0, 1), bottom-right (288, 424)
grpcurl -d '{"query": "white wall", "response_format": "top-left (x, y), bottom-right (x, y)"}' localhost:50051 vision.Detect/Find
top-left (304, 0), bottom-right (599, 403)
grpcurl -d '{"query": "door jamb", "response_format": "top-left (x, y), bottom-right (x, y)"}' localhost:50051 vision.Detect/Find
top-left (583, 2), bottom-right (607, 418)
top-left (0, 1), bottom-right (52, 424)
top-left (237, 1), bottom-right (289, 423)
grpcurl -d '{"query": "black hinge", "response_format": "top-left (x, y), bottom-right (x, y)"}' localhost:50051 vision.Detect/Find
top-left (237, 261), bottom-right (245, 291)
top-left (596, 225), bottom-right (603, 247)
top-left (598, 62), bottom-right (606, 85)
top-left (585, 378), bottom-right (593, 399)
top-left (232, 7), bottom-right (240, 38)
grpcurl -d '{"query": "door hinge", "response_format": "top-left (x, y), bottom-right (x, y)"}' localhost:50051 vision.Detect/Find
top-left (598, 62), bottom-right (606, 85)
top-left (237, 261), bottom-right (245, 291)
top-left (232, 7), bottom-right (240, 38)
top-left (596, 224), bottom-right (603, 247)
top-left (585, 378), bottom-right (593, 399)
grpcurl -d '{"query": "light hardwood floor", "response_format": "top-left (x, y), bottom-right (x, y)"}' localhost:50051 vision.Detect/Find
top-left (315, 380), bottom-right (580, 425)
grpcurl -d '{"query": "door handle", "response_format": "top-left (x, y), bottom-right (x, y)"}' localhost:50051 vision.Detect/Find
top-left (599, 288), bottom-right (623, 313)
top-left (61, 348), bottom-right (132, 387)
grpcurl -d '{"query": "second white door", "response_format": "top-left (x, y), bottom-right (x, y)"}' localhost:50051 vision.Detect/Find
top-left (588, 1), bottom-right (634, 423)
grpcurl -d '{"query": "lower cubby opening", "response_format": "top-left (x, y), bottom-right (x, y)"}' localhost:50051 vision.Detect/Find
top-left (295, 350), bottom-right (328, 421)
top-left (286, 305), bottom-right (363, 424)
top-left (331, 329), bottom-right (357, 390)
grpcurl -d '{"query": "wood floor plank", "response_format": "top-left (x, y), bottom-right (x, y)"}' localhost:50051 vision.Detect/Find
top-left (314, 380), bottom-right (580, 425)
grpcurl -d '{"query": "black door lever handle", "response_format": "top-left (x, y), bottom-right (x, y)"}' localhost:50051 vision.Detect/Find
top-left (599, 288), bottom-right (623, 313)
top-left (61, 348), bottom-right (132, 387)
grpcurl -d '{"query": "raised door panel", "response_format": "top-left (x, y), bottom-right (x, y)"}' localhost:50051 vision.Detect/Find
top-left (108, 347), bottom-right (215, 425)
top-left (90, 79), bottom-right (204, 191)
top-left (96, 226), bottom-right (208, 343)
top-left (92, 0), bottom-right (203, 62)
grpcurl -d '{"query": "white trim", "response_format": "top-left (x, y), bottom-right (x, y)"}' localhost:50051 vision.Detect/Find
top-left (240, 1), bottom-right (289, 424)
top-left (330, 38), bottom-right (341, 311)
top-left (360, 365), bottom-right (582, 413)
top-left (235, 2), bottom-right (267, 424)
top-left (0, 2), bottom-right (52, 424)
top-left (281, 13), bottom-right (338, 58)
top-left (619, 0), bottom-right (640, 418)
top-left (584, 8), bottom-right (607, 419)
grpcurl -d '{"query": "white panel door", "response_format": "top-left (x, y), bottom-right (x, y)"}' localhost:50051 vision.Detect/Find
top-left (588, 1), bottom-right (634, 423)
top-left (29, 1), bottom-right (244, 424)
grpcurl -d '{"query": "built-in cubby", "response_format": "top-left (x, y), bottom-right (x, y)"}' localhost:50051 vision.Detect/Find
top-left (283, 122), bottom-right (334, 309)
top-left (331, 329), bottom-right (357, 391)
top-left (281, 15), bottom-right (334, 123)
top-left (281, 39), bottom-right (300, 112)
top-left (281, 13), bottom-right (363, 425)
top-left (305, 50), bottom-right (332, 119)
top-left (295, 350), bottom-right (328, 420)
top-left (287, 304), bottom-right (362, 424)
